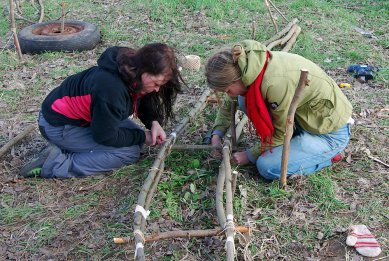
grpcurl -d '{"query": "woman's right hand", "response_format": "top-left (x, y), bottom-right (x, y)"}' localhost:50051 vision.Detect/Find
top-left (211, 135), bottom-right (222, 159)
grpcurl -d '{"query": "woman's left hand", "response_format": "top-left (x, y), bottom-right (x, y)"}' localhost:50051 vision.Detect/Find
top-left (231, 151), bottom-right (249, 165)
top-left (150, 121), bottom-right (166, 145)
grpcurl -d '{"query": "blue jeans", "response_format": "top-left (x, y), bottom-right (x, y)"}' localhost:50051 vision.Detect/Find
top-left (38, 112), bottom-right (142, 178)
top-left (238, 96), bottom-right (351, 180)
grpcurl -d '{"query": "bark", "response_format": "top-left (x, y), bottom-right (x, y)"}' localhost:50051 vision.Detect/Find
top-left (114, 226), bottom-right (250, 244)
top-left (268, 0), bottom-right (289, 22)
top-left (9, 0), bottom-right (23, 61)
top-left (281, 26), bottom-right (301, 52)
top-left (280, 69), bottom-right (309, 187)
top-left (263, 18), bottom-right (298, 46)
top-left (264, 0), bottom-right (278, 33)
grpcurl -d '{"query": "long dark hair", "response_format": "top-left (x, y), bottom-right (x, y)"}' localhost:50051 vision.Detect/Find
top-left (116, 43), bottom-right (183, 125)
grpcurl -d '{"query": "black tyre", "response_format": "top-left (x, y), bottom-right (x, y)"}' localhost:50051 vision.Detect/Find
top-left (18, 20), bottom-right (101, 54)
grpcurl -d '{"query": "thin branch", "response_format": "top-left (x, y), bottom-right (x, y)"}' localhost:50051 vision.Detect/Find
top-left (251, 20), bottom-right (256, 40)
top-left (268, 0), bottom-right (289, 22)
top-left (280, 70), bottom-right (309, 187)
top-left (8, 0), bottom-right (23, 61)
top-left (0, 125), bottom-right (35, 159)
top-left (264, 0), bottom-right (278, 33)
top-left (37, 0), bottom-right (44, 23)
top-left (60, 2), bottom-right (66, 33)
top-left (114, 226), bottom-right (250, 244)
top-left (368, 155), bottom-right (389, 168)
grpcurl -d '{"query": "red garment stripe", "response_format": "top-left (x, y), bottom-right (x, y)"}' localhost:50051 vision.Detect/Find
top-left (355, 243), bottom-right (380, 247)
top-left (350, 233), bottom-right (375, 238)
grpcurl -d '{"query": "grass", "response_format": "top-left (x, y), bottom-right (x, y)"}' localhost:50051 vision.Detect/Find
top-left (0, 0), bottom-right (388, 260)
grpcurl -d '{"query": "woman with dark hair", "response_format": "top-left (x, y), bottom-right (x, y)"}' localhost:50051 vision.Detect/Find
top-left (21, 43), bottom-right (183, 178)
top-left (205, 40), bottom-right (353, 180)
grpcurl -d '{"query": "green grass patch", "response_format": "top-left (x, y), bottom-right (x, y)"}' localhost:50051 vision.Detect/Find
top-left (307, 172), bottom-right (347, 213)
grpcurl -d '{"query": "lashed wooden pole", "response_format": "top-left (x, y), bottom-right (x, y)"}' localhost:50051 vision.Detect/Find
top-left (280, 69), bottom-right (309, 187)
top-left (132, 89), bottom-right (210, 261)
top-left (215, 114), bottom-right (248, 260)
top-left (114, 226), bottom-right (250, 244)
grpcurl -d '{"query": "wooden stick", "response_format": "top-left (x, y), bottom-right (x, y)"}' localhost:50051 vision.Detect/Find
top-left (222, 141), bottom-right (235, 260)
top-left (280, 70), bottom-right (309, 187)
top-left (9, 0), bottom-right (23, 61)
top-left (267, 24), bottom-right (298, 50)
top-left (114, 226), bottom-right (250, 244)
top-left (281, 26), bottom-right (301, 52)
top-left (133, 89), bottom-right (210, 261)
top-left (60, 2), bottom-right (65, 33)
top-left (264, 0), bottom-right (278, 33)
top-left (263, 18), bottom-right (298, 46)
top-left (230, 101), bottom-right (237, 148)
top-left (251, 20), bottom-right (256, 40)
top-left (268, 0), bottom-right (289, 22)
top-left (37, 0), bottom-right (44, 23)
top-left (216, 163), bottom-right (226, 226)
top-left (231, 170), bottom-right (238, 196)
top-left (144, 162), bottom-right (164, 220)
top-left (280, 24), bottom-right (298, 45)
top-left (368, 156), bottom-right (389, 168)
top-left (0, 125), bottom-right (35, 159)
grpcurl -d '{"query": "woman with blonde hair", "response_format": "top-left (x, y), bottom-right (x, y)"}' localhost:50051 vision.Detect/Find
top-left (205, 40), bottom-right (353, 180)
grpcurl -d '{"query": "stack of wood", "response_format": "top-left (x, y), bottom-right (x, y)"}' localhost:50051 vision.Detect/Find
top-left (263, 18), bottom-right (301, 52)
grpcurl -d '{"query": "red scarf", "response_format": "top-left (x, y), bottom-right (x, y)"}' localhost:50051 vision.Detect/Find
top-left (244, 51), bottom-right (273, 154)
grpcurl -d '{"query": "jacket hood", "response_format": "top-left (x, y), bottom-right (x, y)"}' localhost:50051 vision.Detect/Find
top-left (97, 46), bottom-right (121, 73)
top-left (234, 40), bottom-right (268, 86)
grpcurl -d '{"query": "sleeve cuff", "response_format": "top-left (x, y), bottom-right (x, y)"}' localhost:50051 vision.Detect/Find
top-left (212, 130), bottom-right (225, 138)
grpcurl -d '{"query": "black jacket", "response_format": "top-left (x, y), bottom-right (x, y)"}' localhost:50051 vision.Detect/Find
top-left (41, 47), bottom-right (156, 147)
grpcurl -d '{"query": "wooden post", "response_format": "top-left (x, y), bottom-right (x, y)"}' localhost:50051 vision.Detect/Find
top-left (9, 0), bottom-right (23, 61)
top-left (280, 69), bottom-right (309, 187)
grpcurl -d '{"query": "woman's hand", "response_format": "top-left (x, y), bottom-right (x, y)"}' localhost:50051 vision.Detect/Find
top-left (231, 151), bottom-right (249, 165)
top-left (144, 130), bottom-right (153, 146)
top-left (148, 121), bottom-right (166, 145)
top-left (210, 134), bottom-right (222, 159)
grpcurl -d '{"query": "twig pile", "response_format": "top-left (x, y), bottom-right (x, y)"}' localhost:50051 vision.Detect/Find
top-left (263, 18), bottom-right (301, 52)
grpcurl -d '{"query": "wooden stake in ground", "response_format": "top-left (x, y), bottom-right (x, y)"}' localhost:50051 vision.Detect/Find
top-left (9, 0), bottom-right (23, 61)
top-left (280, 69), bottom-right (309, 187)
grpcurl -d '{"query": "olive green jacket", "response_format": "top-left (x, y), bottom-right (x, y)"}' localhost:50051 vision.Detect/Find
top-left (212, 40), bottom-right (352, 160)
